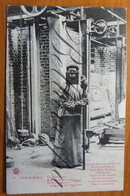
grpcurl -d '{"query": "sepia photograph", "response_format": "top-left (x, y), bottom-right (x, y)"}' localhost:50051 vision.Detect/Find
top-left (6, 6), bottom-right (127, 194)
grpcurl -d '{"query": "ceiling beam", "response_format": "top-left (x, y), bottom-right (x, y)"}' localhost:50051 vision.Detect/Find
top-left (7, 14), bottom-right (33, 22)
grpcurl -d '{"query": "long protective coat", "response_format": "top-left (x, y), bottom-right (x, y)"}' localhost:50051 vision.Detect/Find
top-left (52, 84), bottom-right (87, 168)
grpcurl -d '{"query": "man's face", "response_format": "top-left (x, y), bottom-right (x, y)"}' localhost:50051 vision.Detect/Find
top-left (66, 67), bottom-right (79, 85)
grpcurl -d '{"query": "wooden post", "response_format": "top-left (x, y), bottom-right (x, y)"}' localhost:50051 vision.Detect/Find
top-left (115, 37), bottom-right (122, 120)
top-left (121, 37), bottom-right (126, 100)
top-left (30, 18), bottom-right (41, 134)
top-left (27, 24), bottom-right (32, 133)
top-left (6, 24), bottom-right (10, 143)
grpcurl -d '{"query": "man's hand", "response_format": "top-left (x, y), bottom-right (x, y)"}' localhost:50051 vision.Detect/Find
top-left (63, 101), bottom-right (75, 109)
top-left (81, 75), bottom-right (88, 90)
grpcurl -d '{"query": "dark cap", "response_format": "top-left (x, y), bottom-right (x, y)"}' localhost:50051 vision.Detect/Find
top-left (67, 65), bottom-right (79, 71)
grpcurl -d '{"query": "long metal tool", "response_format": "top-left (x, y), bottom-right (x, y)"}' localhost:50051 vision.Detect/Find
top-left (80, 8), bottom-right (91, 170)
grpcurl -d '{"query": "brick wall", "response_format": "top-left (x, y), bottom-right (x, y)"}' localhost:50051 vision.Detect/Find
top-left (39, 21), bottom-right (51, 135)
top-left (7, 26), bottom-right (30, 135)
top-left (7, 28), bottom-right (16, 136)
top-left (7, 21), bottom-right (51, 138)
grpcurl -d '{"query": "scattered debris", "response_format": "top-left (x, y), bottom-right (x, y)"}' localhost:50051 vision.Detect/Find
top-left (38, 133), bottom-right (50, 145)
top-left (7, 136), bottom-right (21, 150)
top-left (17, 129), bottom-right (29, 142)
top-left (22, 138), bottom-right (37, 147)
top-left (6, 156), bottom-right (14, 168)
top-left (99, 127), bottom-right (125, 145)
top-left (30, 133), bottom-right (39, 141)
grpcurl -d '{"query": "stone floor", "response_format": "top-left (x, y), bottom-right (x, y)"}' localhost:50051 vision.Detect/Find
top-left (6, 136), bottom-right (124, 194)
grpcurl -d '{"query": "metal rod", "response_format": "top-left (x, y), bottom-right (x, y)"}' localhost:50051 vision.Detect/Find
top-left (81, 10), bottom-right (86, 171)
top-left (80, 17), bottom-right (89, 170)
top-left (56, 6), bottom-right (81, 18)
top-left (83, 105), bottom-right (86, 170)
top-left (56, 6), bottom-right (67, 11)
top-left (81, 7), bottom-right (84, 19)
top-left (86, 19), bottom-right (91, 135)
top-left (82, 19), bottom-right (91, 170)
top-left (91, 39), bottom-right (110, 47)
top-left (101, 7), bottom-right (126, 24)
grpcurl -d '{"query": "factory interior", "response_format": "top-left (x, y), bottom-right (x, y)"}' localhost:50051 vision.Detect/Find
top-left (6, 6), bottom-right (126, 170)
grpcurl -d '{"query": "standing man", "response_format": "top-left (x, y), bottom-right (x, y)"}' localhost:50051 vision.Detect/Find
top-left (52, 65), bottom-right (88, 168)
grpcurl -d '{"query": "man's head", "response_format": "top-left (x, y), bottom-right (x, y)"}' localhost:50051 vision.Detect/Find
top-left (66, 65), bottom-right (79, 85)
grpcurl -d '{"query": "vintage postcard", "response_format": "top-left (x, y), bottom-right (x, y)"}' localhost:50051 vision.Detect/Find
top-left (6, 6), bottom-right (127, 194)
